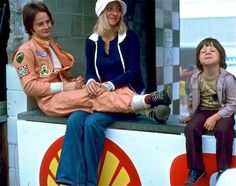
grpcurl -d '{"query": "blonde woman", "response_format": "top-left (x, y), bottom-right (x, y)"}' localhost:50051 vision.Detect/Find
top-left (56, 0), bottom-right (171, 185)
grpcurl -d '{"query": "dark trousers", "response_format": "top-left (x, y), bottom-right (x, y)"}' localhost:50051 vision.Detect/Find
top-left (184, 110), bottom-right (235, 171)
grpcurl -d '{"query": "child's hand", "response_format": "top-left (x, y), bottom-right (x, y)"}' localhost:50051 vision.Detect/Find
top-left (204, 117), bottom-right (216, 131)
top-left (204, 113), bottom-right (221, 131)
top-left (179, 116), bottom-right (192, 123)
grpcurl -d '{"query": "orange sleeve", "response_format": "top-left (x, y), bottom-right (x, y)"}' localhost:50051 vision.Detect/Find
top-left (13, 45), bottom-right (51, 98)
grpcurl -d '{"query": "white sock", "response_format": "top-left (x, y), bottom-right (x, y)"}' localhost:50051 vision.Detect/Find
top-left (131, 95), bottom-right (150, 111)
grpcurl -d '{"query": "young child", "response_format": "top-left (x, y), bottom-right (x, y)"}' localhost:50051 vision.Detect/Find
top-left (180, 38), bottom-right (236, 185)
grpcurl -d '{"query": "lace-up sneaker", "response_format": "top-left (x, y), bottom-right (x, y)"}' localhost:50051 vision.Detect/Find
top-left (148, 105), bottom-right (171, 123)
top-left (149, 89), bottom-right (171, 107)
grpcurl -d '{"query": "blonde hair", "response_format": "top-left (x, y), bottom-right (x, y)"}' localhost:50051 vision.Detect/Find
top-left (93, 11), bottom-right (127, 36)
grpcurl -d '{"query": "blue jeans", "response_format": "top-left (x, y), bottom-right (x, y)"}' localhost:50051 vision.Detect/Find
top-left (55, 110), bottom-right (137, 186)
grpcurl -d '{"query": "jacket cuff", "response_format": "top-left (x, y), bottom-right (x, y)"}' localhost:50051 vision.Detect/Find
top-left (50, 82), bottom-right (63, 94)
top-left (86, 78), bottom-right (96, 85)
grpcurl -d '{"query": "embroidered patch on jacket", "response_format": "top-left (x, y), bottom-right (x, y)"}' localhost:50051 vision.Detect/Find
top-left (40, 65), bottom-right (50, 77)
top-left (16, 52), bottom-right (24, 63)
top-left (36, 50), bottom-right (48, 57)
top-left (18, 65), bottom-right (30, 78)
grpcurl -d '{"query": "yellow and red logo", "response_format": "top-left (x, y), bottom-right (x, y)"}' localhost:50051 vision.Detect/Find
top-left (97, 138), bottom-right (141, 185)
top-left (39, 136), bottom-right (63, 186)
top-left (39, 137), bottom-right (141, 186)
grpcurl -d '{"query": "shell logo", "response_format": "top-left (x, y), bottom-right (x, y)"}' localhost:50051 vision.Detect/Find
top-left (170, 153), bottom-right (236, 186)
top-left (39, 136), bottom-right (141, 186)
top-left (97, 138), bottom-right (141, 185)
top-left (39, 136), bottom-right (64, 186)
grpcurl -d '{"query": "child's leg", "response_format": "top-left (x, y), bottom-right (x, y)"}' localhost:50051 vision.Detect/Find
top-left (184, 111), bottom-right (208, 170)
top-left (214, 115), bottom-right (235, 170)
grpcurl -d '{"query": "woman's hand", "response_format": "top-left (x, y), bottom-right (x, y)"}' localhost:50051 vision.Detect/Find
top-left (86, 81), bottom-right (101, 98)
top-left (86, 81), bottom-right (110, 98)
top-left (179, 116), bottom-right (192, 123)
top-left (96, 84), bottom-right (109, 96)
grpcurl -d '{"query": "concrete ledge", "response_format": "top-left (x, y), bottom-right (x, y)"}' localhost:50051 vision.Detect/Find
top-left (110, 114), bottom-right (186, 134)
top-left (18, 110), bottom-right (186, 134)
top-left (17, 110), bottom-right (236, 136)
top-left (18, 110), bottom-right (67, 124)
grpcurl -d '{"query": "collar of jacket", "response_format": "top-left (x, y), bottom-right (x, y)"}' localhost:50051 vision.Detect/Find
top-left (31, 35), bottom-right (74, 70)
top-left (88, 32), bottom-right (127, 43)
top-left (31, 35), bottom-right (51, 48)
top-left (88, 31), bottom-right (126, 82)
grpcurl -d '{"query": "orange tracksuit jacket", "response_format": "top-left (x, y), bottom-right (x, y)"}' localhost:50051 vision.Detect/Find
top-left (13, 36), bottom-right (132, 116)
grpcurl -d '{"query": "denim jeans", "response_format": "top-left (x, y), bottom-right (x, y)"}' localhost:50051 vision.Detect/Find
top-left (55, 110), bottom-right (137, 186)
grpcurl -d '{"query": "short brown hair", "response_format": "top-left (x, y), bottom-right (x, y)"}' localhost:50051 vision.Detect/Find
top-left (22, 1), bottom-right (54, 36)
top-left (195, 37), bottom-right (227, 70)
